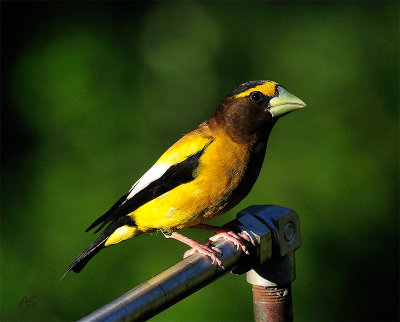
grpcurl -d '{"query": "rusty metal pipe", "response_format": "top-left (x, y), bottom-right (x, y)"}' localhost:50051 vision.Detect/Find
top-left (252, 284), bottom-right (292, 322)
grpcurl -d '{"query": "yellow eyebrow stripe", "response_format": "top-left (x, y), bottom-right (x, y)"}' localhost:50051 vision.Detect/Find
top-left (234, 81), bottom-right (278, 98)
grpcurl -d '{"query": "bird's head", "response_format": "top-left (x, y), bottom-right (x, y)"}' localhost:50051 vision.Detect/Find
top-left (212, 80), bottom-right (306, 141)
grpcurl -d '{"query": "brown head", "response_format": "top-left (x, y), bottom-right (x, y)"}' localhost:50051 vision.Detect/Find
top-left (211, 80), bottom-right (306, 143)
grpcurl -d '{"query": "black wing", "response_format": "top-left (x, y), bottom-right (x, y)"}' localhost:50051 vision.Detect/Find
top-left (86, 140), bottom-right (213, 233)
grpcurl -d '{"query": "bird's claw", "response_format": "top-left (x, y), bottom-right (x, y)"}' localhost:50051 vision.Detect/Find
top-left (183, 243), bottom-right (224, 269)
top-left (206, 230), bottom-right (250, 256)
top-left (182, 228), bottom-right (251, 269)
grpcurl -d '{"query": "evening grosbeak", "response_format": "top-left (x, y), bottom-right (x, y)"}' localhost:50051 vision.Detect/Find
top-left (64, 80), bottom-right (306, 276)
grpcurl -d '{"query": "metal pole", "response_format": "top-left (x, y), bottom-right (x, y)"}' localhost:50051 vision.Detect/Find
top-left (252, 284), bottom-right (292, 322)
top-left (78, 238), bottom-right (247, 322)
top-left (241, 206), bottom-right (301, 322)
top-left (78, 205), bottom-right (300, 322)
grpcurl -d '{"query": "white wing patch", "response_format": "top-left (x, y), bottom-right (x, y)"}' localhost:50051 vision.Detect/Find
top-left (126, 163), bottom-right (169, 200)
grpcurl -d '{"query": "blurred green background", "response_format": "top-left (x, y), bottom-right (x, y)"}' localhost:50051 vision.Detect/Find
top-left (1, 1), bottom-right (398, 321)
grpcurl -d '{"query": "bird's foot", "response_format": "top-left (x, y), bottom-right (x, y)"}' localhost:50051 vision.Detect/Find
top-left (205, 229), bottom-right (251, 255)
top-left (191, 224), bottom-right (252, 256)
top-left (183, 242), bottom-right (224, 268)
top-left (162, 231), bottom-right (224, 268)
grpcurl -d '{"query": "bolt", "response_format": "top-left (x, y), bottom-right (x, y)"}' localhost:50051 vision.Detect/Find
top-left (284, 222), bottom-right (295, 243)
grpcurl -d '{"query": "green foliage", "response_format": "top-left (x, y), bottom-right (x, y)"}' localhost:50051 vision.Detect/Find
top-left (2, 2), bottom-right (398, 321)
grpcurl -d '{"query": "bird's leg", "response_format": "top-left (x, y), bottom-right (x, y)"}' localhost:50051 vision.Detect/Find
top-left (161, 231), bottom-right (224, 268)
top-left (188, 223), bottom-right (252, 255)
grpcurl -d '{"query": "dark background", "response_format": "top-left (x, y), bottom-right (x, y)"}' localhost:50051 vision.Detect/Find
top-left (1, 1), bottom-right (399, 321)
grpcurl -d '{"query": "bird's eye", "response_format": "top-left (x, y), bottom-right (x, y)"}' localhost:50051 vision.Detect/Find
top-left (249, 91), bottom-right (264, 103)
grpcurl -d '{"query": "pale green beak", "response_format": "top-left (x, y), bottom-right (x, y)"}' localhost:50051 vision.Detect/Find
top-left (268, 86), bottom-right (306, 118)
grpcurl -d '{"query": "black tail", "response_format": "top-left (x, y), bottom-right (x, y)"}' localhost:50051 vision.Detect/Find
top-left (62, 216), bottom-right (135, 279)
top-left (61, 234), bottom-right (107, 279)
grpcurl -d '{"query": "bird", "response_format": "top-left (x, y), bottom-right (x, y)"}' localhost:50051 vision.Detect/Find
top-left (63, 80), bottom-right (306, 277)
